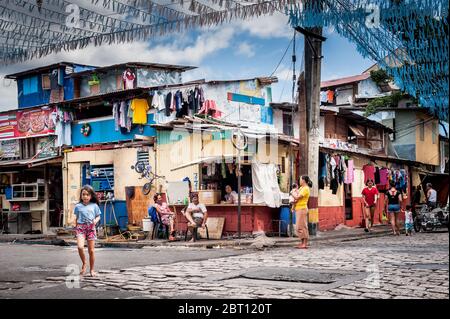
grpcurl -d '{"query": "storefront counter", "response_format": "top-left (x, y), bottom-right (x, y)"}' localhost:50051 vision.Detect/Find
top-left (172, 203), bottom-right (278, 235)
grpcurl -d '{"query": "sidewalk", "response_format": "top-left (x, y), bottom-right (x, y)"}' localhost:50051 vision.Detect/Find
top-left (0, 224), bottom-right (393, 249)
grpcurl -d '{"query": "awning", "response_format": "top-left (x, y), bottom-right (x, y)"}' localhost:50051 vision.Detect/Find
top-left (0, 156), bottom-right (62, 168)
top-left (349, 125), bottom-right (365, 137)
top-left (171, 154), bottom-right (254, 171)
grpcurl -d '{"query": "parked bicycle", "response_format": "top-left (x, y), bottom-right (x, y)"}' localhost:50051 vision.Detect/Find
top-left (130, 161), bottom-right (165, 195)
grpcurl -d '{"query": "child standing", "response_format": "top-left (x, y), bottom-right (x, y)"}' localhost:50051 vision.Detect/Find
top-left (74, 185), bottom-right (101, 277)
top-left (404, 204), bottom-right (414, 236)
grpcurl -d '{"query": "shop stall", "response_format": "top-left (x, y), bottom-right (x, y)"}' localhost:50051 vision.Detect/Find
top-left (168, 155), bottom-right (283, 237)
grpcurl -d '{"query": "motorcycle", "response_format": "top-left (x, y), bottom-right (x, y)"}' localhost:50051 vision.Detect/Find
top-left (413, 204), bottom-right (449, 232)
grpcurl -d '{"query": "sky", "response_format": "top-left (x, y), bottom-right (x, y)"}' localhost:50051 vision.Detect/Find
top-left (0, 12), bottom-right (375, 112)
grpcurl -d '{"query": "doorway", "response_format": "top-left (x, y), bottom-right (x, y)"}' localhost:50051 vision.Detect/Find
top-left (48, 165), bottom-right (63, 227)
top-left (344, 183), bottom-right (353, 220)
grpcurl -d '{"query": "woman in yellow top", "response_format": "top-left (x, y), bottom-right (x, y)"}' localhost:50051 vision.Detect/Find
top-left (291, 176), bottom-right (312, 249)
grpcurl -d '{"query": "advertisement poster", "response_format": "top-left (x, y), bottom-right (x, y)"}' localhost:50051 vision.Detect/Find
top-left (36, 137), bottom-right (58, 159)
top-left (0, 108), bottom-right (56, 141)
top-left (0, 139), bottom-right (20, 160)
top-left (0, 112), bottom-right (17, 140)
top-left (15, 108), bottom-right (55, 138)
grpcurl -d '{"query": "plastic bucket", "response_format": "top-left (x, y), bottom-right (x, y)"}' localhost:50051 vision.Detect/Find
top-left (142, 218), bottom-right (152, 232)
top-left (280, 206), bottom-right (296, 236)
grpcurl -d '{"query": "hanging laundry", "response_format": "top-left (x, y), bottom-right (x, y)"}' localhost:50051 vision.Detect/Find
top-left (119, 101), bottom-right (127, 128)
top-left (126, 100), bottom-right (132, 132)
top-left (320, 91), bottom-right (327, 104)
top-left (330, 178), bottom-right (339, 195)
top-left (130, 98), bottom-right (149, 124)
top-left (122, 69), bottom-right (136, 90)
top-left (113, 102), bottom-right (120, 131)
top-left (327, 90), bottom-right (334, 103)
top-left (221, 159), bottom-right (227, 179)
top-left (378, 167), bottom-right (389, 190)
top-left (198, 100), bottom-right (223, 119)
top-left (330, 156), bottom-right (337, 179)
top-left (174, 90), bottom-right (182, 112)
top-left (345, 159), bottom-right (354, 184)
top-left (50, 69), bottom-right (60, 90)
top-left (362, 163), bottom-right (375, 183)
top-left (165, 92), bottom-right (173, 116)
top-left (374, 167), bottom-right (380, 184)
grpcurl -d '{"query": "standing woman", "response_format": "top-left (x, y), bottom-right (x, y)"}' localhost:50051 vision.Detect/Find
top-left (292, 176), bottom-right (312, 249)
top-left (385, 181), bottom-right (403, 235)
top-left (361, 179), bottom-right (379, 232)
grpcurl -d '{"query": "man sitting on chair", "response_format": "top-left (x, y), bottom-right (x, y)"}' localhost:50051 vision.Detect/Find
top-left (185, 193), bottom-right (208, 242)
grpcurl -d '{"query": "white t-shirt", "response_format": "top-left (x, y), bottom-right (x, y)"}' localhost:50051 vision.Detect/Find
top-left (404, 210), bottom-right (413, 224)
top-left (188, 203), bottom-right (207, 219)
top-left (428, 189), bottom-right (437, 203)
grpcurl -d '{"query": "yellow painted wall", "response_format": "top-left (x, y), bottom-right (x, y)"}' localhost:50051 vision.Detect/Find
top-left (415, 114), bottom-right (439, 165)
top-left (319, 186), bottom-right (343, 206)
top-left (63, 147), bottom-right (155, 225)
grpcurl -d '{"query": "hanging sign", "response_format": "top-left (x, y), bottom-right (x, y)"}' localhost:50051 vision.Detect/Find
top-left (14, 107), bottom-right (56, 138)
top-left (0, 139), bottom-right (20, 160)
top-left (35, 137), bottom-right (58, 159)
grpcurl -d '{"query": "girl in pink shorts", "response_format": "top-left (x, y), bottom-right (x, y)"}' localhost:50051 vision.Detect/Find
top-left (74, 185), bottom-right (101, 277)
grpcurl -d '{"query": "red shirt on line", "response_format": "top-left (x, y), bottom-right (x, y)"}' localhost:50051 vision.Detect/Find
top-left (362, 186), bottom-right (379, 207)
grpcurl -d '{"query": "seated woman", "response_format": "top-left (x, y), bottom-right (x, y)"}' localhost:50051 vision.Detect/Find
top-left (224, 185), bottom-right (239, 204)
top-left (153, 193), bottom-right (176, 241)
top-left (184, 193), bottom-right (208, 242)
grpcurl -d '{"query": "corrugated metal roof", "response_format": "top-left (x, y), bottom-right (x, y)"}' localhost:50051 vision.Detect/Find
top-left (70, 62), bottom-right (197, 77)
top-left (5, 62), bottom-right (98, 79)
top-left (321, 74), bottom-right (370, 89)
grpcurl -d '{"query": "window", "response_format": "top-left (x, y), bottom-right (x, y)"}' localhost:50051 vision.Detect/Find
top-left (282, 112), bottom-right (293, 136)
top-left (42, 74), bottom-right (51, 90)
top-left (420, 119), bottom-right (425, 141)
top-left (432, 122), bottom-right (437, 144)
top-left (281, 157), bottom-right (286, 173)
top-left (22, 76), bottom-right (38, 95)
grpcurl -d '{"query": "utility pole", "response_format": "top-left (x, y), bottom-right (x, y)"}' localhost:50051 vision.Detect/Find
top-left (295, 20), bottom-right (325, 236)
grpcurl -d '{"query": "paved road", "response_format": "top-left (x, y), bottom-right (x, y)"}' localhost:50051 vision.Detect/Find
top-left (0, 232), bottom-right (448, 299)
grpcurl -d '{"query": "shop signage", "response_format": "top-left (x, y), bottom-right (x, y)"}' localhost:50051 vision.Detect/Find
top-left (0, 139), bottom-right (20, 160)
top-left (0, 107), bottom-right (56, 140)
top-left (36, 137), bottom-right (58, 159)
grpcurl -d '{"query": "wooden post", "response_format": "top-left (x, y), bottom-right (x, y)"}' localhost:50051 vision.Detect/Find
top-left (296, 22), bottom-right (324, 236)
top-left (307, 26), bottom-right (323, 236)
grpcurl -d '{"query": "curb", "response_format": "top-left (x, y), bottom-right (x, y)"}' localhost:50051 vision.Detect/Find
top-left (1, 228), bottom-right (393, 249)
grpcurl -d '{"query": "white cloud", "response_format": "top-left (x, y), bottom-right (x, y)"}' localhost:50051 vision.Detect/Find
top-left (236, 42), bottom-right (255, 58)
top-left (0, 27), bottom-right (236, 111)
top-left (236, 13), bottom-right (292, 39)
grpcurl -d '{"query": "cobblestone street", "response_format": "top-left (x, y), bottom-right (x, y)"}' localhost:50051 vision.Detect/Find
top-left (1, 232), bottom-right (448, 299)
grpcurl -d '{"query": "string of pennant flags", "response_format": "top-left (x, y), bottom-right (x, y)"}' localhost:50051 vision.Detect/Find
top-left (0, 0), bottom-right (448, 120)
top-left (288, 0), bottom-right (449, 120)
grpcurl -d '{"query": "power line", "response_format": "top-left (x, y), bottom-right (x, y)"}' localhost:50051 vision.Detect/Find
top-left (269, 34), bottom-right (294, 78)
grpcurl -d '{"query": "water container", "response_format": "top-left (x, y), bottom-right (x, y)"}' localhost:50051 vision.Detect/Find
top-left (142, 218), bottom-right (153, 232)
top-left (280, 206), bottom-right (296, 236)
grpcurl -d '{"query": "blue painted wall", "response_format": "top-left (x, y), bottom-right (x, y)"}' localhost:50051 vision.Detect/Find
top-left (72, 114), bottom-right (156, 146)
top-left (99, 200), bottom-right (128, 230)
top-left (17, 64), bottom-right (96, 108)
top-left (18, 75), bottom-right (51, 108)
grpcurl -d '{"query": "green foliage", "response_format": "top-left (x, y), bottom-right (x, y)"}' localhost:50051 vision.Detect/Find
top-left (370, 69), bottom-right (392, 84)
top-left (364, 91), bottom-right (406, 116)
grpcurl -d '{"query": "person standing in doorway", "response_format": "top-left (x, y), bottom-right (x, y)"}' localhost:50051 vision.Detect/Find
top-left (361, 179), bottom-right (379, 232)
top-left (292, 176), bottom-right (312, 249)
top-left (74, 185), bottom-right (101, 277)
top-left (385, 181), bottom-right (403, 236)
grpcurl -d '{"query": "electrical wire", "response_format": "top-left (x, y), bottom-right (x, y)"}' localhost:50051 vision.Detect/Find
top-left (270, 34), bottom-right (294, 78)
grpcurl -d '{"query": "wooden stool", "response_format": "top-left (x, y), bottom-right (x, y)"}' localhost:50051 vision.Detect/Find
top-left (185, 224), bottom-right (209, 241)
